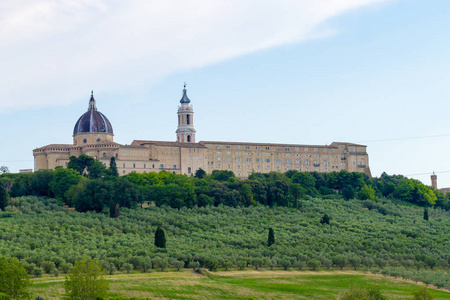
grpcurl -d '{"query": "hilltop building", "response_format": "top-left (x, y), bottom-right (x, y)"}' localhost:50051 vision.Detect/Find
top-left (33, 87), bottom-right (371, 178)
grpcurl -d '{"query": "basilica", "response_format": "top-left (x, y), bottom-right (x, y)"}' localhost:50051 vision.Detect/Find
top-left (33, 87), bottom-right (371, 178)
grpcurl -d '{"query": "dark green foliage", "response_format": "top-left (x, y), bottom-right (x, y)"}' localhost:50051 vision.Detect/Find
top-left (194, 168), bottom-right (206, 179)
top-left (424, 208), bottom-right (429, 221)
top-left (0, 185), bottom-right (8, 211)
top-left (49, 167), bottom-right (81, 203)
top-left (268, 228), bottom-right (275, 246)
top-left (109, 157), bottom-right (119, 177)
top-left (110, 203), bottom-right (120, 218)
top-left (210, 170), bottom-right (235, 182)
top-left (320, 214), bottom-right (330, 225)
top-left (342, 185), bottom-right (355, 200)
top-left (75, 179), bottom-right (112, 212)
top-left (68, 154), bottom-right (94, 175)
top-left (155, 227), bottom-right (166, 249)
top-left (114, 177), bottom-right (141, 208)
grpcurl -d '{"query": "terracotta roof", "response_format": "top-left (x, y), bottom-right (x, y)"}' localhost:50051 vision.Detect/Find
top-left (329, 142), bottom-right (367, 147)
top-left (438, 187), bottom-right (450, 194)
top-left (132, 140), bottom-right (206, 148)
top-left (199, 141), bottom-right (339, 148)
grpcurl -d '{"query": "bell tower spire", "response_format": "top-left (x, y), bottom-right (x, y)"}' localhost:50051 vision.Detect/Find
top-left (176, 84), bottom-right (196, 143)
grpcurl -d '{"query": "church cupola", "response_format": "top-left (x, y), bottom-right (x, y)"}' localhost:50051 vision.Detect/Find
top-left (73, 91), bottom-right (114, 145)
top-left (176, 84), bottom-right (196, 143)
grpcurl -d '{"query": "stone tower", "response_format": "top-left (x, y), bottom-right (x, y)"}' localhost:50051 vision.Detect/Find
top-left (176, 84), bottom-right (196, 143)
top-left (431, 172), bottom-right (437, 189)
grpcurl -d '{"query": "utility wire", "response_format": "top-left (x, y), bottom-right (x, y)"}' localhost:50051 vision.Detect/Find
top-left (356, 133), bottom-right (450, 143)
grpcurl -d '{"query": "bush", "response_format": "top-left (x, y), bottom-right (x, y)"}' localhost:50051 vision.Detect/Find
top-left (337, 284), bottom-right (387, 300)
top-left (412, 287), bottom-right (434, 300)
top-left (0, 257), bottom-right (31, 299)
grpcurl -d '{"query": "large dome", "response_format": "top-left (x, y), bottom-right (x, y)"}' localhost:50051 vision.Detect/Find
top-left (73, 92), bottom-right (114, 135)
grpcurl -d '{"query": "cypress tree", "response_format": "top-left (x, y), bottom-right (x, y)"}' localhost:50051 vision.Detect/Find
top-left (423, 208), bottom-right (429, 221)
top-left (109, 157), bottom-right (119, 177)
top-left (155, 227), bottom-right (166, 248)
top-left (0, 184), bottom-right (8, 211)
top-left (320, 214), bottom-right (330, 225)
top-left (268, 228), bottom-right (275, 246)
top-left (110, 203), bottom-right (120, 218)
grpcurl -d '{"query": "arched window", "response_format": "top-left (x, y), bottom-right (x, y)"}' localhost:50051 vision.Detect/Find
top-left (188, 167), bottom-right (191, 174)
top-left (103, 153), bottom-right (107, 158)
top-left (97, 138), bottom-right (101, 142)
top-left (187, 114), bottom-right (190, 125)
top-left (187, 135), bottom-right (191, 142)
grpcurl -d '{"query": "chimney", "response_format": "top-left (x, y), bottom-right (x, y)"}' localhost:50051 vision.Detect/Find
top-left (431, 172), bottom-right (437, 189)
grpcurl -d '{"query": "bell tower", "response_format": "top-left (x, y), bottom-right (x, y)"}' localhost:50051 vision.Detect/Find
top-left (176, 84), bottom-right (196, 143)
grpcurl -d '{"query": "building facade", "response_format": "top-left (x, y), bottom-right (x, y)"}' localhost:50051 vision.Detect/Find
top-left (33, 88), bottom-right (371, 178)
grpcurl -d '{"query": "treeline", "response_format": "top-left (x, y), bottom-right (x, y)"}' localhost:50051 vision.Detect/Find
top-left (1, 154), bottom-right (449, 213)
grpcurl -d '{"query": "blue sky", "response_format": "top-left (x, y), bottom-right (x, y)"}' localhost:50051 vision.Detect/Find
top-left (1, 0), bottom-right (450, 187)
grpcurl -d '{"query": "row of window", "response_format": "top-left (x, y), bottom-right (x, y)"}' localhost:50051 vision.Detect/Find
top-left (208, 145), bottom-right (346, 152)
top-left (212, 164), bottom-right (339, 173)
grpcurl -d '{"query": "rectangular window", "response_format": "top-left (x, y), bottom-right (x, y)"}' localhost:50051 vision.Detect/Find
top-left (286, 159), bottom-right (290, 163)
top-left (256, 146), bottom-right (261, 150)
top-left (266, 159), bottom-right (270, 163)
top-left (227, 157), bottom-right (231, 161)
top-left (350, 148), bottom-right (354, 153)
top-left (217, 156), bottom-right (221, 161)
top-left (257, 158), bottom-right (260, 162)
top-left (123, 163), bottom-right (125, 168)
top-left (160, 164), bottom-right (164, 168)
top-left (152, 164), bottom-right (155, 168)
top-left (276, 159), bottom-right (281, 163)
top-left (285, 148), bottom-right (290, 151)
top-left (353, 161), bottom-right (356, 165)
top-left (323, 149), bottom-right (327, 152)
top-left (314, 148), bottom-right (318, 152)
top-left (237, 158), bottom-right (241, 162)
top-left (236, 146), bottom-right (241, 149)
top-left (226, 145), bottom-right (230, 149)
top-left (173, 164), bottom-right (177, 169)
top-left (144, 164), bottom-right (146, 168)
top-left (247, 158), bottom-right (251, 162)
top-left (238, 165), bottom-right (241, 169)
top-left (133, 163), bottom-right (136, 168)
top-left (245, 146), bottom-right (250, 149)
top-left (265, 147), bottom-right (270, 150)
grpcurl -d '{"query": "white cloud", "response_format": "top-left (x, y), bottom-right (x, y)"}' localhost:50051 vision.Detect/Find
top-left (0, 0), bottom-right (392, 111)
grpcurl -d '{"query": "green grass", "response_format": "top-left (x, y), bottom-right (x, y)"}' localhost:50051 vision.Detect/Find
top-left (31, 270), bottom-right (450, 299)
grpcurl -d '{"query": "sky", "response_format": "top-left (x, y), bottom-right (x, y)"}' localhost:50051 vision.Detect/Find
top-left (1, 0), bottom-right (450, 187)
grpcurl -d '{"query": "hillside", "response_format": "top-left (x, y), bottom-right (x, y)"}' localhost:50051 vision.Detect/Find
top-left (1, 195), bottom-right (449, 283)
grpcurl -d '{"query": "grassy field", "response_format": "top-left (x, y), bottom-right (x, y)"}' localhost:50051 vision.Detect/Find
top-left (31, 270), bottom-right (450, 299)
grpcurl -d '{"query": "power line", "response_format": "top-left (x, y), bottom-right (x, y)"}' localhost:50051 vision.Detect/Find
top-left (356, 133), bottom-right (450, 143)
top-left (0, 160), bottom-right (33, 162)
top-left (405, 170), bottom-right (450, 176)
